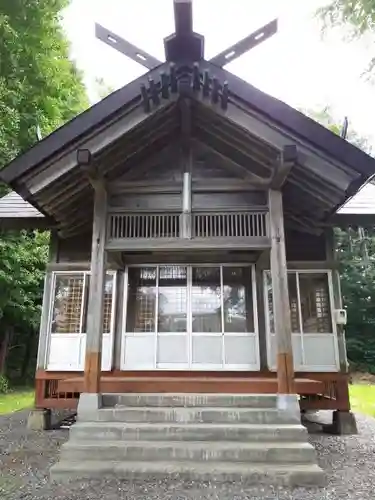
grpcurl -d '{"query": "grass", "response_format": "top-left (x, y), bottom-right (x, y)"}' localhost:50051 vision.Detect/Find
top-left (0, 384), bottom-right (373, 418)
top-left (350, 384), bottom-right (375, 417)
top-left (0, 390), bottom-right (34, 415)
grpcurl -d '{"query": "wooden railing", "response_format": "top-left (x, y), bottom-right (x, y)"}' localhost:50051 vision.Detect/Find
top-left (107, 211), bottom-right (269, 241)
top-left (108, 213), bottom-right (180, 239)
top-left (192, 211), bottom-right (268, 238)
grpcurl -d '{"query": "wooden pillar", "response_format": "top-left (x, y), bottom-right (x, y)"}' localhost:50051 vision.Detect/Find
top-left (268, 189), bottom-right (295, 395)
top-left (84, 183), bottom-right (107, 393)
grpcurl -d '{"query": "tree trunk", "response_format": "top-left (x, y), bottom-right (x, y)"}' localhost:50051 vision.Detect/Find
top-left (0, 328), bottom-right (12, 375)
top-left (20, 330), bottom-right (36, 380)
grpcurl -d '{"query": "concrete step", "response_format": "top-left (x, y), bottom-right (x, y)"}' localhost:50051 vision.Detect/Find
top-left (60, 440), bottom-right (316, 464)
top-left (90, 407), bottom-right (299, 425)
top-left (102, 393), bottom-right (278, 408)
top-left (50, 460), bottom-right (325, 487)
top-left (69, 421), bottom-right (308, 442)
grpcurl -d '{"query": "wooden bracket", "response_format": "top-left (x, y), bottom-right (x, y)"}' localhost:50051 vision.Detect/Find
top-left (77, 149), bottom-right (106, 192)
top-left (270, 145), bottom-right (297, 189)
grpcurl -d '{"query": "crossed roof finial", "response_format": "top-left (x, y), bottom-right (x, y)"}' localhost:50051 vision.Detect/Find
top-left (95, 0), bottom-right (277, 69)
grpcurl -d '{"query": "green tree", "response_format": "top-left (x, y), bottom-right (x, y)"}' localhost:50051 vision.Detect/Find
top-left (318, 0), bottom-right (375, 73)
top-left (304, 106), bottom-right (373, 154)
top-left (336, 227), bottom-right (375, 372)
top-left (0, 0), bottom-right (89, 167)
top-left (305, 107), bottom-right (375, 372)
top-left (0, 0), bottom-right (89, 383)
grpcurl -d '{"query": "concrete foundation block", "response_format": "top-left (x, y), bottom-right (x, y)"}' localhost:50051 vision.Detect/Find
top-left (27, 409), bottom-right (51, 431)
top-left (77, 393), bottom-right (102, 421)
top-left (277, 394), bottom-right (301, 422)
top-left (325, 410), bottom-right (358, 435)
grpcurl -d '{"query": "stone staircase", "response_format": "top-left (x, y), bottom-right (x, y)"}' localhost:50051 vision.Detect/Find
top-left (50, 393), bottom-right (324, 486)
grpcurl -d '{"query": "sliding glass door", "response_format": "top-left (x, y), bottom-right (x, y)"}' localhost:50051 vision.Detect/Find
top-left (122, 264), bottom-right (259, 370)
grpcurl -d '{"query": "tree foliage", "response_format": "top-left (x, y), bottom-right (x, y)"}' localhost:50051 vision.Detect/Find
top-left (319, 0), bottom-right (375, 34)
top-left (336, 228), bottom-right (375, 372)
top-left (0, 0), bottom-right (88, 382)
top-left (318, 0), bottom-right (375, 73)
top-left (306, 106), bottom-right (375, 372)
top-left (0, 0), bottom-right (89, 167)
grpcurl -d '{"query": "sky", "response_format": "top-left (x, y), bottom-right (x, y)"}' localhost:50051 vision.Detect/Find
top-left (62, 0), bottom-right (375, 147)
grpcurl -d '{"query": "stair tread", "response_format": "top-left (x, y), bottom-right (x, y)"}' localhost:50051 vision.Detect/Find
top-left (105, 393), bottom-right (278, 396)
top-left (74, 421), bottom-right (304, 429)
top-left (113, 407), bottom-right (277, 411)
top-left (63, 440), bottom-right (313, 449)
top-left (52, 459), bottom-right (322, 472)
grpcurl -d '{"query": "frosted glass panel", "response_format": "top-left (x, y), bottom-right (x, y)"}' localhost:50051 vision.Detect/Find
top-left (192, 336), bottom-right (222, 364)
top-left (224, 336), bottom-right (257, 365)
top-left (48, 335), bottom-right (80, 370)
top-left (157, 336), bottom-right (187, 364)
top-left (124, 336), bottom-right (154, 368)
top-left (304, 335), bottom-right (336, 368)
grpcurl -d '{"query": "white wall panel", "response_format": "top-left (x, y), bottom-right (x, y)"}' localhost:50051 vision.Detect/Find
top-left (47, 335), bottom-right (80, 370)
top-left (123, 335), bottom-right (155, 369)
top-left (303, 334), bottom-right (337, 371)
top-left (224, 335), bottom-right (258, 368)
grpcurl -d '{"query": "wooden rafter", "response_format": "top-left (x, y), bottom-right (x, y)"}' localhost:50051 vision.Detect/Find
top-left (192, 139), bottom-right (269, 185)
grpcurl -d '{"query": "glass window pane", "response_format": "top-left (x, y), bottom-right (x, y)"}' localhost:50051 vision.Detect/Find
top-left (126, 267), bottom-right (157, 332)
top-left (81, 273), bottom-right (115, 334)
top-left (265, 271), bottom-right (274, 333)
top-left (265, 271), bottom-right (300, 333)
top-left (288, 273), bottom-right (300, 333)
top-left (222, 267), bottom-right (253, 333)
top-left (298, 273), bottom-right (332, 333)
top-left (51, 274), bottom-right (84, 333)
top-left (192, 267), bottom-right (221, 333)
top-left (158, 266), bottom-right (187, 333)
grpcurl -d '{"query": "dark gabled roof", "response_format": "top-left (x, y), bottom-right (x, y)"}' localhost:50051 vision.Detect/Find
top-left (1, 60), bottom-right (375, 186)
top-left (0, 191), bottom-right (50, 229)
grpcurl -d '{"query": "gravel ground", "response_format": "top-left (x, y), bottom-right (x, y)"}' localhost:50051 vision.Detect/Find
top-left (1, 410), bottom-right (375, 500)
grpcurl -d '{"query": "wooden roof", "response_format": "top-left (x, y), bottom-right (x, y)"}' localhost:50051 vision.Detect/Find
top-left (0, 191), bottom-right (49, 229)
top-left (1, 1), bottom-right (375, 235)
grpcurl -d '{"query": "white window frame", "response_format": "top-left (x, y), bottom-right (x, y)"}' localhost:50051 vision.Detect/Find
top-left (45, 270), bottom-right (117, 371)
top-left (263, 268), bottom-right (340, 372)
top-left (121, 263), bottom-right (260, 371)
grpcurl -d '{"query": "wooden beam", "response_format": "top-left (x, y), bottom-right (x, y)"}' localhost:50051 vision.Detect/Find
top-left (26, 100), bottom-right (177, 195)
top-left (194, 95), bottom-right (354, 192)
top-left (209, 19), bottom-right (278, 67)
top-left (268, 189), bottom-right (295, 394)
top-left (192, 138), bottom-right (272, 185)
top-left (118, 143), bottom-right (179, 182)
top-left (84, 181), bottom-right (107, 394)
top-left (195, 112), bottom-right (275, 169)
top-left (270, 145), bottom-right (297, 189)
top-left (106, 236), bottom-right (271, 252)
top-left (95, 23), bottom-right (162, 70)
